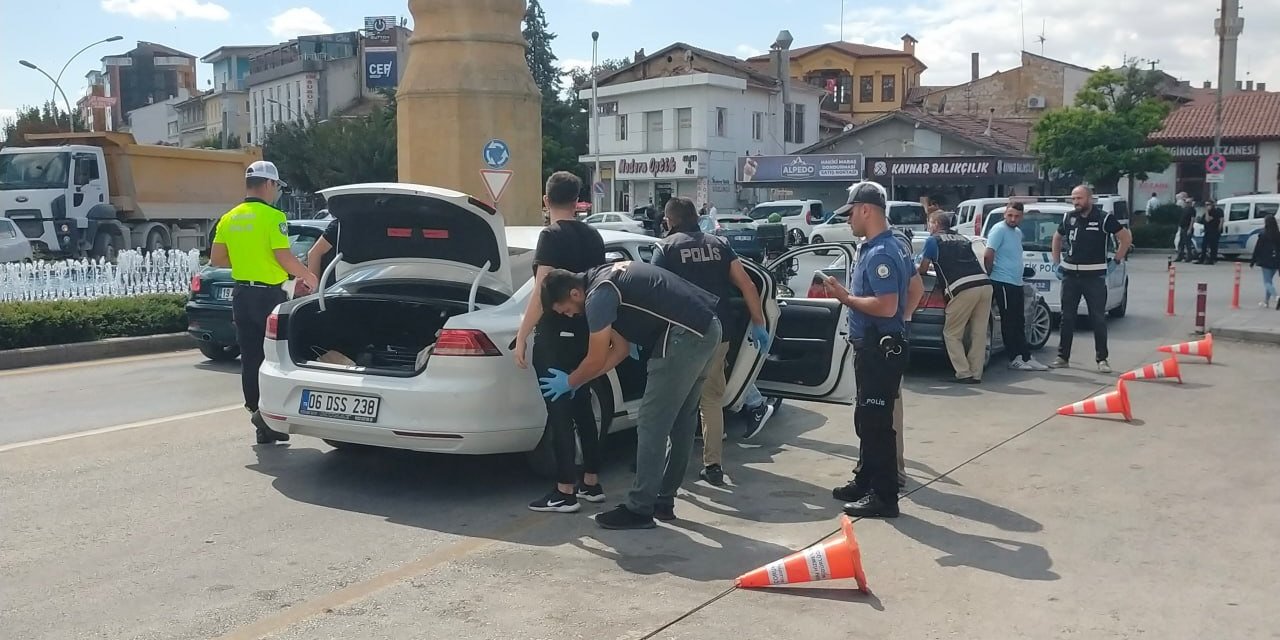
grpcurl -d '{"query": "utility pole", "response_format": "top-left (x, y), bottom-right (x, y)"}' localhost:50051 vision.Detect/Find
top-left (591, 31), bottom-right (600, 214)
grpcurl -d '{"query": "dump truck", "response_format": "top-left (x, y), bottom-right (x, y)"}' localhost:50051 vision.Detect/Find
top-left (0, 132), bottom-right (262, 260)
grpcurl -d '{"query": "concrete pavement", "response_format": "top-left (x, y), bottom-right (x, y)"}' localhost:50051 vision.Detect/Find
top-left (2, 255), bottom-right (1275, 639)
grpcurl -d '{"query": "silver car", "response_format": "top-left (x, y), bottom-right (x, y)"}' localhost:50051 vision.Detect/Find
top-left (0, 218), bottom-right (34, 263)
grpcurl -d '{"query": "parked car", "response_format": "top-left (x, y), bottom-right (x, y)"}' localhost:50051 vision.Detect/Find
top-left (981, 204), bottom-right (1128, 320)
top-left (747, 199), bottom-right (826, 246)
top-left (808, 201), bottom-right (929, 253)
top-left (185, 219), bottom-right (329, 361)
top-left (699, 212), bottom-right (764, 261)
top-left (582, 211), bottom-right (647, 234)
top-left (956, 194), bottom-right (1131, 238)
top-left (1177, 194), bottom-right (1280, 259)
top-left (256, 183), bottom-right (858, 474)
top-left (0, 217), bottom-right (34, 262)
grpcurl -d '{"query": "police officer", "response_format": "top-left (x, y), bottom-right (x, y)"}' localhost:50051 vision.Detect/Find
top-left (210, 161), bottom-right (318, 444)
top-left (539, 261), bottom-right (721, 530)
top-left (653, 196), bottom-right (769, 486)
top-left (822, 181), bottom-right (915, 518)
top-left (918, 210), bottom-right (993, 383)
top-left (1050, 185), bottom-right (1132, 373)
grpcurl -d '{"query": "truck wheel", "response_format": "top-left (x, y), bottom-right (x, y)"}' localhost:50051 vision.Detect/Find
top-left (198, 343), bottom-right (240, 361)
top-left (145, 228), bottom-right (169, 253)
top-left (92, 230), bottom-right (119, 262)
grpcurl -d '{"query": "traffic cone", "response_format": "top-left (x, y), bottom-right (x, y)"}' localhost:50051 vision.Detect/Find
top-left (1158, 333), bottom-right (1213, 364)
top-left (1120, 356), bottom-right (1182, 384)
top-left (736, 515), bottom-right (869, 593)
top-left (1056, 380), bottom-right (1133, 422)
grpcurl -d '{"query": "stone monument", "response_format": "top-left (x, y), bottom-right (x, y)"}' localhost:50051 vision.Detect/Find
top-left (399, 0), bottom-right (542, 224)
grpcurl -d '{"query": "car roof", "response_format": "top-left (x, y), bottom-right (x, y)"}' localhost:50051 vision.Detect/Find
top-left (289, 219), bottom-right (330, 230)
top-left (753, 199), bottom-right (819, 206)
top-left (505, 225), bottom-right (653, 250)
top-left (1217, 194), bottom-right (1280, 203)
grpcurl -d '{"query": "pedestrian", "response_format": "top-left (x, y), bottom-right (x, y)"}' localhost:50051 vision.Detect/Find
top-left (1175, 195), bottom-right (1197, 263)
top-left (1198, 201), bottom-right (1224, 264)
top-left (539, 261), bottom-right (721, 529)
top-left (652, 196), bottom-right (770, 486)
top-left (917, 211), bottom-right (993, 383)
top-left (985, 202), bottom-right (1048, 371)
top-left (210, 160), bottom-right (318, 444)
top-left (926, 197), bottom-right (944, 217)
top-left (305, 218), bottom-right (339, 287)
top-left (1249, 214), bottom-right (1280, 309)
top-left (821, 181), bottom-right (915, 518)
top-left (708, 202), bottom-right (719, 217)
top-left (1146, 192), bottom-right (1160, 215)
top-left (699, 202), bottom-right (709, 217)
top-left (1050, 185), bottom-right (1132, 373)
top-left (514, 172), bottom-right (608, 514)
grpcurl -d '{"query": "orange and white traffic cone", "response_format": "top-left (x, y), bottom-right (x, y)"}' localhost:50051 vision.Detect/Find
top-left (1158, 333), bottom-right (1213, 364)
top-left (736, 515), bottom-right (869, 593)
top-left (1120, 356), bottom-right (1182, 384)
top-left (1057, 380), bottom-right (1133, 422)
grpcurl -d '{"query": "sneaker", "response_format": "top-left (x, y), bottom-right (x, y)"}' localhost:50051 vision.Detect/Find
top-left (251, 411), bottom-right (289, 443)
top-left (1008, 359), bottom-right (1035, 371)
top-left (528, 490), bottom-right (580, 513)
top-left (595, 504), bottom-right (656, 530)
top-left (742, 402), bottom-right (775, 440)
top-left (700, 464), bottom-right (725, 487)
top-left (832, 480), bottom-right (870, 503)
top-left (1261, 301), bottom-right (1272, 308)
top-left (1049, 357), bottom-right (1069, 369)
top-left (576, 482), bottom-right (606, 503)
top-left (1097, 360), bottom-right (1112, 374)
top-left (653, 503), bottom-right (676, 522)
top-left (842, 493), bottom-right (899, 518)
top-left (1022, 356), bottom-right (1050, 371)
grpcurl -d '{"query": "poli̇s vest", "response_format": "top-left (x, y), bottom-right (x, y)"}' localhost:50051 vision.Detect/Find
top-left (934, 231), bottom-right (991, 298)
top-left (584, 261), bottom-right (718, 354)
top-left (658, 231), bottom-right (735, 321)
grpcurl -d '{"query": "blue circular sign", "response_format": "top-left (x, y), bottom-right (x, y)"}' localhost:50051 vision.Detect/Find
top-left (482, 139), bottom-right (510, 169)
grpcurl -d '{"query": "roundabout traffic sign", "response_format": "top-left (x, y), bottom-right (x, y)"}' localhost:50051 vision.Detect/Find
top-left (1205, 153), bottom-right (1227, 174)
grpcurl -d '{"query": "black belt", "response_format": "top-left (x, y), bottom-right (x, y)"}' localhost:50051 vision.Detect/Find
top-left (234, 280), bottom-right (285, 288)
top-left (851, 332), bottom-right (906, 350)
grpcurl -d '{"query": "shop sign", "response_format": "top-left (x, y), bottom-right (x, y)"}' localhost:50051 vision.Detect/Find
top-left (1165, 144), bottom-right (1258, 159)
top-left (616, 153), bottom-right (699, 179)
top-left (304, 73), bottom-right (317, 112)
top-left (865, 156), bottom-right (1038, 180)
top-left (736, 154), bottom-right (863, 182)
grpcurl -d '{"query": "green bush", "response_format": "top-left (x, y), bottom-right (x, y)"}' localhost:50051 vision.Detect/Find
top-left (0, 294), bottom-right (187, 350)
top-left (1130, 223), bottom-right (1177, 249)
top-left (1147, 203), bottom-right (1184, 226)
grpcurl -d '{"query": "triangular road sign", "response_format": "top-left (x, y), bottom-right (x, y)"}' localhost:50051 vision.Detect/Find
top-left (480, 169), bottom-right (513, 204)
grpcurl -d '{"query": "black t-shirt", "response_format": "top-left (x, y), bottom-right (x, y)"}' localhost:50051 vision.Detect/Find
top-left (1180, 205), bottom-right (1196, 229)
top-left (1205, 206), bottom-right (1224, 236)
top-left (534, 220), bottom-right (606, 332)
top-left (319, 219), bottom-right (339, 275)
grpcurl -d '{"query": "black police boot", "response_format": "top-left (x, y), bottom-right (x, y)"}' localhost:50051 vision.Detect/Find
top-left (251, 410), bottom-right (289, 443)
top-left (832, 480), bottom-right (870, 502)
top-left (843, 493), bottom-right (899, 518)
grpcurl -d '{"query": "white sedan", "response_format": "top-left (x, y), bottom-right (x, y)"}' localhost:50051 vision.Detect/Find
top-left (582, 211), bottom-right (647, 234)
top-left (257, 183), bottom-right (858, 473)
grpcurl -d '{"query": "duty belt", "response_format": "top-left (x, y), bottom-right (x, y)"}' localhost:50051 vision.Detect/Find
top-left (234, 280), bottom-right (285, 288)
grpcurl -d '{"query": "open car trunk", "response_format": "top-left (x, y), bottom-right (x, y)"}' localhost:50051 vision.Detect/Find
top-left (288, 293), bottom-right (472, 376)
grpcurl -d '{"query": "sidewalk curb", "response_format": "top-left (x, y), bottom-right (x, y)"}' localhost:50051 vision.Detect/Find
top-left (0, 333), bottom-right (194, 371)
top-left (1206, 326), bottom-right (1280, 346)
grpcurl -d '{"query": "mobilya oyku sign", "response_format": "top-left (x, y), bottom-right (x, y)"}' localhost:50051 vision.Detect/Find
top-left (736, 154), bottom-right (863, 182)
top-left (866, 156), bottom-right (1038, 179)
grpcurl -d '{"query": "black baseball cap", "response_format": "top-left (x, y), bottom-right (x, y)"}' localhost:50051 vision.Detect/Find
top-left (833, 181), bottom-right (888, 215)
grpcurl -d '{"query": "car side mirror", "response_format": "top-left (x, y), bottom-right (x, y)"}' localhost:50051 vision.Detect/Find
top-left (604, 250), bottom-right (628, 264)
top-left (1023, 266), bottom-right (1036, 278)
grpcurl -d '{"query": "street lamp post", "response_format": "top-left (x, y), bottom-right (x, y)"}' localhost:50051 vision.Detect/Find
top-left (18, 60), bottom-right (75, 132)
top-left (591, 31), bottom-right (601, 214)
top-left (52, 35), bottom-right (123, 110)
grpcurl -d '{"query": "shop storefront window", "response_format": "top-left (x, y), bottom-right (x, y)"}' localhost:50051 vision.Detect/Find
top-left (859, 76), bottom-right (873, 103)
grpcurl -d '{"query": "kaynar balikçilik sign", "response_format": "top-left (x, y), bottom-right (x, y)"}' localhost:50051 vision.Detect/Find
top-left (866, 156), bottom-right (1039, 179)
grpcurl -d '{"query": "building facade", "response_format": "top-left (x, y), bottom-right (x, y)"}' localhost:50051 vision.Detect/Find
top-left (123, 88), bottom-right (190, 145)
top-left (98, 41), bottom-right (199, 131)
top-left (577, 43), bottom-right (821, 213)
top-left (911, 51), bottom-right (1094, 123)
top-left (246, 32), bottom-right (363, 145)
top-left (201, 46), bottom-right (270, 146)
top-left (173, 91), bottom-right (210, 147)
top-left (747, 37), bottom-right (928, 125)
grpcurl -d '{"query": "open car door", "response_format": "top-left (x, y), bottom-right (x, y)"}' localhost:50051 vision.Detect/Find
top-left (720, 257), bottom-right (781, 411)
top-left (751, 243), bottom-right (857, 405)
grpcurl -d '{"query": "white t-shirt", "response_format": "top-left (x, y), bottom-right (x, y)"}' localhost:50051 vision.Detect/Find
top-left (708, 205), bottom-right (718, 216)
top-left (1146, 196), bottom-right (1160, 212)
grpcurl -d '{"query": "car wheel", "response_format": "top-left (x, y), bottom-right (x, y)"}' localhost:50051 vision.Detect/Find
top-left (1108, 280), bottom-right (1128, 318)
top-left (323, 439), bottom-right (372, 452)
top-left (787, 228), bottom-right (806, 247)
top-left (524, 380), bottom-right (614, 478)
top-left (198, 342), bottom-right (240, 361)
top-left (1027, 299), bottom-right (1052, 350)
top-left (811, 235), bottom-right (828, 255)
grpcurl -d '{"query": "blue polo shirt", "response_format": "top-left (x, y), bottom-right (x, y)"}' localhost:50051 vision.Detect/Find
top-left (849, 229), bottom-right (912, 340)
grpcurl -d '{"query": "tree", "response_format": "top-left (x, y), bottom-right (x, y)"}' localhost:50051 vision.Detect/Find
top-left (262, 100), bottom-right (397, 194)
top-left (1, 101), bottom-right (84, 147)
top-left (193, 133), bottom-right (242, 149)
top-left (522, 0), bottom-right (561, 100)
top-left (1031, 63), bottom-right (1173, 194)
top-left (566, 57), bottom-right (630, 95)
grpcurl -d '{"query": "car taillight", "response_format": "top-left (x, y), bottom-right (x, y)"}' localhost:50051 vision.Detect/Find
top-left (266, 312), bottom-right (279, 340)
top-left (435, 329), bottom-right (501, 356)
top-left (190, 274), bottom-right (203, 293)
top-left (921, 286), bottom-right (947, 309)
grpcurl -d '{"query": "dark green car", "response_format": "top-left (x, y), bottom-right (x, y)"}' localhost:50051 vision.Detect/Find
top-left (186, 219), bottom-right (330, 361)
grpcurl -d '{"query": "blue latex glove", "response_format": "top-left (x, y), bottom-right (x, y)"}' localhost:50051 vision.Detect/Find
top-left (1106, 259), bottom-right (1117, 274)
top-left (538, 368), bottom-right (576, 401)
top-left (749, 323), bottom-right (771, 352)
top-left (629, 343), bottom-right (641, 360)
top-left (1054, 263), bottom-right (1065, 281)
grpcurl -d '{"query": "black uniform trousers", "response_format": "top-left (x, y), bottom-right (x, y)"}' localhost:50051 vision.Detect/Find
top-left (532, 323), bottom-right (601, 486)
top-left (1176, 226), bottom-right (1197, 261)
top-left (993, 281), bottom-right (1030, 362)
top-left (232, 284), bottom-right (287, 412)
top-left (1200, 232), bottom-right (1220, 264)
top-left (1057, 273), bottom-right (1108, 363)
top-left (852, 335), bottom-right (907, 503)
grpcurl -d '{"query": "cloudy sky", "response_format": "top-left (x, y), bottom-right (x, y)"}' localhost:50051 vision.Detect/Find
top-left (2, 0), bottom-right (1275, 125)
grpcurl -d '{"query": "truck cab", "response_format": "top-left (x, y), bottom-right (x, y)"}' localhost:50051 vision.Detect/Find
top-left (0, 145), bottom-right (109, 256)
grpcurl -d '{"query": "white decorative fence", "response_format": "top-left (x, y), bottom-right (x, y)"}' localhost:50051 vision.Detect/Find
top-left (0, 250), bottom-right (201, 302)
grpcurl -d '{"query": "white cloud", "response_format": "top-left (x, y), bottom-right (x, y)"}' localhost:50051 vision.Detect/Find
top-left (736, 44), bottom-right (764, 58)
top-left (101, 0), bottom-right (229, 21)
top-left (267, 7), bottom-right (335, 40)
top-left (0, 108), bottom-right (16, 124)
top-left (820, 0), bottom-right (1279, 90)
top-left (586, 0), bottom-right (632, 5)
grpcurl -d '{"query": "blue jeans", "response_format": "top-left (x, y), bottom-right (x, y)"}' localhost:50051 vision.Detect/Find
top-left (1263, 267), bottom-right (1277, 303)
top-left (627, 318), bottom-right (722, 515)
top-left (741, 382), bottom-right (764, 409)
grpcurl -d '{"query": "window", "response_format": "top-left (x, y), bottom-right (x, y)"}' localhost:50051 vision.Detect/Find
top-left (167, 122), bottom-right (178, 136)
top-left (783, 104), bottom-right (805, 144)
top-left (888, 203), bottom-right (926, 226)
top-left (838, 75), bottom-right (853, 105)
top-left (1255, 202), bottom-right (1279, 219)
top-left (859, 75), bottom-right (874, 102)
top-left (617, 113), bottom-right (628, 140)
top-left (1228, 203), bottom-right (1251, 221)
top-left (644, 110), bottom-right (663, 152)
top-left (881, 75), bottom-right (896, 102)
top-left (584, 214), bottom-right (604, 224)
top-left (752, 111), bottom-right (764, 141)
top-left (679, 108), bottom-right (693, 147)
top-left (715, 107), bottom-right (727, 137)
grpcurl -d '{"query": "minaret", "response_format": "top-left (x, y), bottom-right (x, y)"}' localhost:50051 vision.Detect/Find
top-left (1215, 0), bottom-right (1244, 95)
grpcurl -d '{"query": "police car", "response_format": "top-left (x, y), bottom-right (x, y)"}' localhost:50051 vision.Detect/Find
top-left (982, 203), bottom-right (1129, 320)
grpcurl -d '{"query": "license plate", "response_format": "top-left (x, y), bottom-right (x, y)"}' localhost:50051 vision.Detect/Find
top-left (734, 235), bottom-right (752, 242)
top-left (1032, 280), bottom-right (1052, 292)
top-left (216, 287), bottom-right (234, 301)
top-left (299, 389), bottom-right (380, 423)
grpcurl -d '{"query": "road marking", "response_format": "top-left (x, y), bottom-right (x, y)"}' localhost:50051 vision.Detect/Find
top-left (0, 349), bottom-right (197, 377)
top-left (215, 514), bottom-right (543, 640)
top-left (0, 404), bottom-right (241, 453)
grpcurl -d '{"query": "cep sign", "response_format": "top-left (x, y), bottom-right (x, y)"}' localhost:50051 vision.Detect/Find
top-left (365, 50), bottom-right (397, 88)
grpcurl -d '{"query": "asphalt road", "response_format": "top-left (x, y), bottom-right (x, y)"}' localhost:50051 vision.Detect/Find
top-left (3, 255), bottom-right (1275, 639)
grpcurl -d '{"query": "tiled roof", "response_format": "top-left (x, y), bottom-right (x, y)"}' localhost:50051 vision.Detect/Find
top-left (746, 41), bottom-right (913, 63)
top-left (1149, 92), bottom-right (1280, 141)
top-left (590, 42), bottom-right (779, 90)
top-left (906, 85), bottom-right (951, 103)
top-left (802, 107), bottom-right (1031, 156)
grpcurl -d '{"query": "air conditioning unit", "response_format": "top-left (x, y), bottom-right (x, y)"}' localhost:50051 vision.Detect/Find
top-left (1026, 96), bottom-right (1046, 109)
